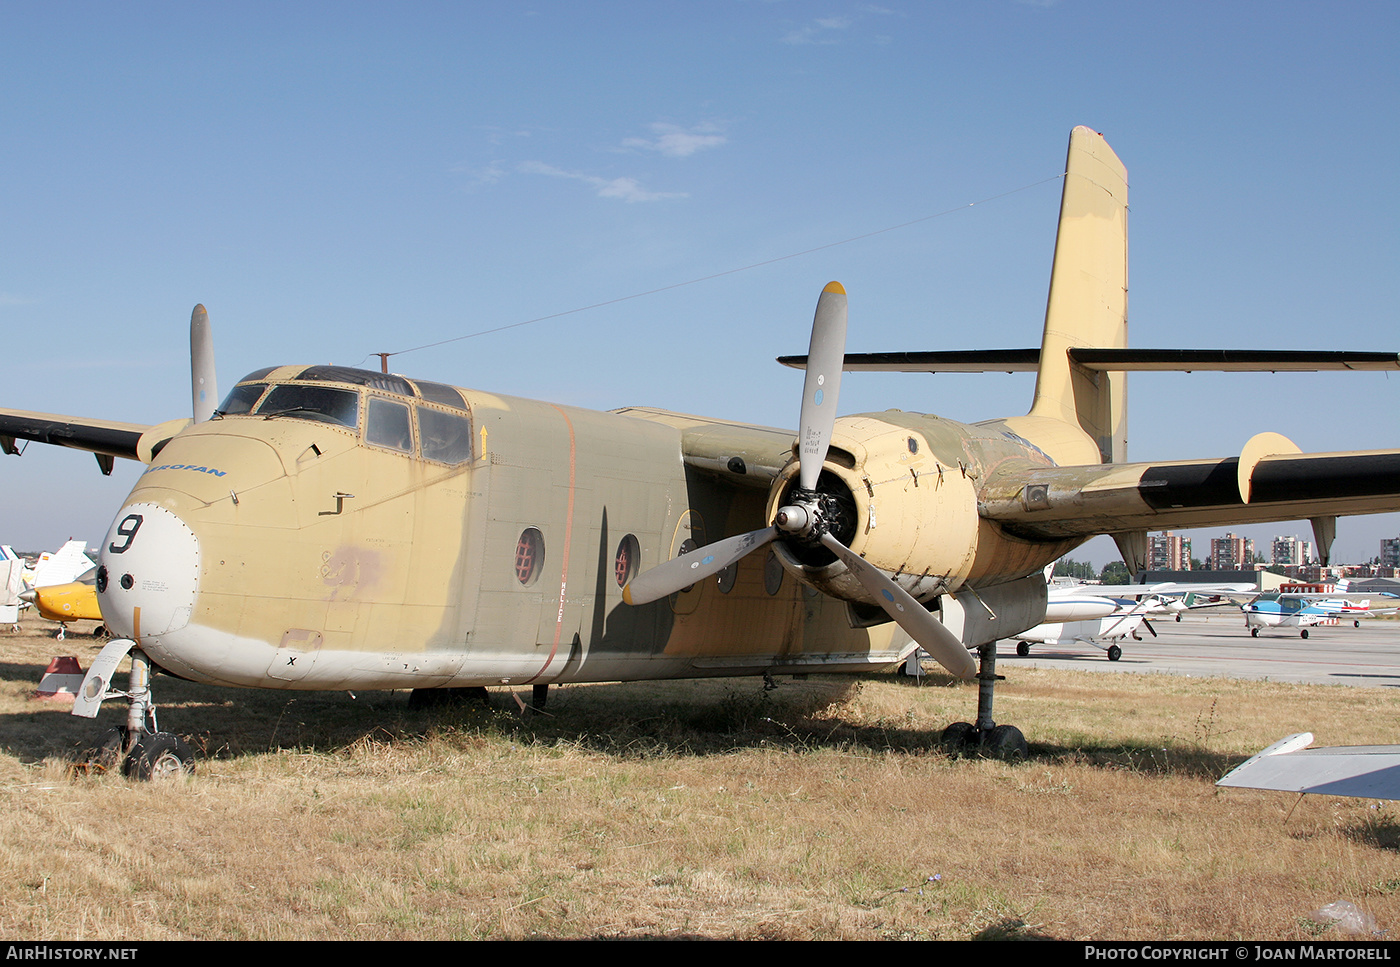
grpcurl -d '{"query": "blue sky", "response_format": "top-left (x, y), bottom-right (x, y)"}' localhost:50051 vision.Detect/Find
top-left (1, 1), bottom-right (1396, 566)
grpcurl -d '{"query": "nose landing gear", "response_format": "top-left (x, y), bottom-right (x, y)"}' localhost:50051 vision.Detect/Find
top-left (72, 640), bottom-right (195, 780)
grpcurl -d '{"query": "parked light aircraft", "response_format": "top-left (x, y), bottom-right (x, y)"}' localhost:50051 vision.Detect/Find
top-left (1011, 582), bottom-right (1250, 660)
top-left (1241, 590), bottom-right (1399, 638)
top-left (19, 567), bottom-right (104, 639)
top-left (2, 127), bottom-right (1399, 778)
top-left (1, 541), bottom-right (103, 638)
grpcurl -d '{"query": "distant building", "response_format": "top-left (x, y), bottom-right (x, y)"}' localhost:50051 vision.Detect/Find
top-left (1149, 531), bottom-right (1191, 571)
top-left (1271, 535), bottom-right (1312, 567)
top-left (1381, 537), bottom-right (1400, 570)
top-left (1209, 532), bottom-right (1255, 571)
top-left (1294, 564), bottom-right (1342, 584)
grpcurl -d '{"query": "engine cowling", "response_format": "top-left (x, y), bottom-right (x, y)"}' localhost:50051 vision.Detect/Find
top-left (765, 415), bottom-right (981, 606)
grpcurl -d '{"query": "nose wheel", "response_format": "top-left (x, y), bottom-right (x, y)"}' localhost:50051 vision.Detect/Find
top-left (72, 643), bottom-right (195, 780)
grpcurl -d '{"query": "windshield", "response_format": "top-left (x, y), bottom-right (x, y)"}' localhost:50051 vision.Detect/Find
top-left (255, 384), bottom-right (361, 429)
top-left (214, 383), bottom-right (269, 417)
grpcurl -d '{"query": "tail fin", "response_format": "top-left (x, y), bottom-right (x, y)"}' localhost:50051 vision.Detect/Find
top-left (1027, 126), bottom-right (1129, 463)
top-left (30, 540), bottom-right (93, 588)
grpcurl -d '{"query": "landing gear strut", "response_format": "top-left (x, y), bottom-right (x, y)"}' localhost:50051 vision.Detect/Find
top-left (940, 642), bottom-right (1028, 758)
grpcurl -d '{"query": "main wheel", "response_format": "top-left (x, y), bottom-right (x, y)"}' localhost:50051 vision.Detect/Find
top-left (1355, 620), bottom-right (1361, 628)
top-left (983, 724), bottom-right (1028, 759)
top-left (1016, 641), bottom-right (1030, 657)
top-left (941, 722), bottom-right (976, 750)
top-left (123, 732), bottom-right (195, 780)
top-left (1107, 645), bottom-right (1122, 662)
top-left (78, 727), bottom-right (129, 774)
top-left (1300, 629), bottom-right (1309, 639)
top-left (1175, 615), bottom-right (1182, 622)
top-left (1250, 628), bottom-right (1259, 638)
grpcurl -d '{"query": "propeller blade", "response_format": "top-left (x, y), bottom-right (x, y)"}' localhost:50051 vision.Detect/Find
top-left (797, 282), bottom-right (848, 491)
top-left (819, 532), bottom-right (976, 679)
top-left (623, 526), bottom-right (778, 606)
top-left (190, 304), bottom-right (219, 424)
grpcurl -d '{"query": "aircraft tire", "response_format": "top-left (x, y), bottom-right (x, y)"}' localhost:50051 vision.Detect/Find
top-left (1175, 615), bottom-right (1181, 622)
top-left (1016, 641), bottom-right (1030, 657)
top-left (1251, 628), bottom-right (1259, 638)
top-left (1355, 620), bottom-right (1361, 628)
top-left (1301, 629), bottom-right (1309, 640)
top-left (984, 724), bottom-right (1028, 759)
top-left (92, 624), bottom-right (107, 638)
top-left (940, 722), bottom-right (976, 750)
top-left (124, 732), bottom-right (195, 781)
top-left (1107, 645), bottom-right (1122, 662)
top-left (78, 726), bottom-right (128, 775)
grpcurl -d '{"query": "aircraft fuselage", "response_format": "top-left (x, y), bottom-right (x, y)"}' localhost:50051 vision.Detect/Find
top-left (91, 365), bottom-right (1083, 691)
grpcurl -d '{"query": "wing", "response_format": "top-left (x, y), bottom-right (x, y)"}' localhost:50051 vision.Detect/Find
top-left (978, 447), bottom-right (1400, 539)
top-left (1217, 733), bottom-right (1400, 801)
top-left (0, 408), bottom-right (149, 460)
top-left (611, 406), bottom-right (795, 489)
top-left (0, 408), bottom-right (187, 474)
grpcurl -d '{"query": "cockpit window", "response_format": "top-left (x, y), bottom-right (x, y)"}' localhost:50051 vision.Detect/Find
top-left (295, 366), bottom-right (417, 397)
top-left (255, 385), bottom-right (361, 429)
top-left (214, 383), bottom-right (269, 417)
top-left (418, 406), bottom-right (473, 465)
top-left (366, 398), bottom-right (413, 452)
top-left (413, 380), bottom-right (469, 411)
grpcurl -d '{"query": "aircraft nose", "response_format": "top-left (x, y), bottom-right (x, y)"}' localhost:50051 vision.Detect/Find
top-left (96, 502), bottom-right (200, 642)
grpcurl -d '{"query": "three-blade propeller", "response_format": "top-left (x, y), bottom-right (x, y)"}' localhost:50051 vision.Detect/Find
top-left (623, 282), bottom-right (977, 680)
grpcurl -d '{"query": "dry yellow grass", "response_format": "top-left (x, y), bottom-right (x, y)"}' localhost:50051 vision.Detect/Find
top-left (0, 616), bottom-right (1396, 940)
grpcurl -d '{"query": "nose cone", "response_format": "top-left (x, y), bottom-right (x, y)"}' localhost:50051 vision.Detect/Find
top-left (97, 502), bottom-right (200, 641)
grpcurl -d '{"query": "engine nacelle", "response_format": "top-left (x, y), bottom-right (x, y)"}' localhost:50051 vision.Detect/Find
top-left (765, 415), bottom-right (981, 606)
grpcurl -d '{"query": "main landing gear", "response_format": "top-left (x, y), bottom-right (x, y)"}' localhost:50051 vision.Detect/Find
top-left (74, 643), bottom-right (195, 780)
top-left (940, 642), bottom-right (1029, 758)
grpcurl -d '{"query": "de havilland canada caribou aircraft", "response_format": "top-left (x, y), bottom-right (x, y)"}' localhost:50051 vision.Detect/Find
top-left (2, 127), bottom-right (1398, 778)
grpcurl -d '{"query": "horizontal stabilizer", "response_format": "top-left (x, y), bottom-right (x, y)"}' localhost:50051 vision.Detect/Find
top-left (778, 349), bottom-right (1400, 374)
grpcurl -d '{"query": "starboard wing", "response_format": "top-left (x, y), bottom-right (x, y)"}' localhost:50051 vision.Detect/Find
top-left (978, 448), bottom-right (1400, 540)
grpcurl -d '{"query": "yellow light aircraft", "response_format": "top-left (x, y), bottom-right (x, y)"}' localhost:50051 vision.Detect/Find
top-left (2, 127), bottom-right (1398, 778)
top-left (19, 569), bottom-right (105, 639)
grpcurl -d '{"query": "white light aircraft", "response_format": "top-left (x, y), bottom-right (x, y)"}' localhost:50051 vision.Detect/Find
top-left (1013, 580), bottom-right (1256, 660)
top-left (1241, 588), bottom-right (1399, 639)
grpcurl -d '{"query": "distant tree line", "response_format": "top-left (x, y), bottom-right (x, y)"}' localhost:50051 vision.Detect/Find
top-left (1053, 558), bottom-right (1132, 584)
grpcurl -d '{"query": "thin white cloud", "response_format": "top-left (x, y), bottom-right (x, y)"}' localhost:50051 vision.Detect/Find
top-left (621, 122), bottom-right (727, 158)
top-left (519, 161), bottom-right (686, 203)
top-left (781, 16), bottom-right (852, 45)
top-left (0, 292), bottom-right (37, 307)
top-left (449, 161), bottom-right (507, 189)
